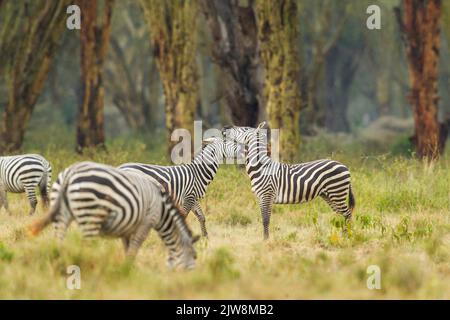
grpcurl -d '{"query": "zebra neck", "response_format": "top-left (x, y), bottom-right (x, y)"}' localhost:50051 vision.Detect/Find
top-left (191, 144), bottom-right (220, 184)
top-left (245, 140), bottom-right (272, 172)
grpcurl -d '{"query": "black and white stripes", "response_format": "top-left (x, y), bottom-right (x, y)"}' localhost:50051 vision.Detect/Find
top-left (29, 162), bottom-right (199, 268)
top-left (118, 137), bottom-right (239, 237)
top-left (223, 122), bottom-right (355, 239)
top-left (0, 154), bottom-right (52, 215)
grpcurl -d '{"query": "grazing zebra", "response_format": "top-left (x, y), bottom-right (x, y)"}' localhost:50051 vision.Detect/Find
top-left (118, 137), bottom-right (240, 238)
top-left (222, 122), bottom-right (355, 239)
top-left (0, 154), bottom-right (52, 215)
top-left (28, 161), bottom-right (199, 268)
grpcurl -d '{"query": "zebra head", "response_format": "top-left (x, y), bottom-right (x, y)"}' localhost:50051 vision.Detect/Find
top-left (162, 195), bottom-right (200, 270)
top-left (202, 136), bottom-right (243, 163)
top-left (222, 121), bottom-right (268, 146)
top-left (167, 231), bottom-right (200, 270)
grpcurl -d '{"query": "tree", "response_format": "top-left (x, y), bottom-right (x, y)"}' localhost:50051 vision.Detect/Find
top-left (105, 0), bottom-right (158, 133)
top-left (140, 0), bottom-right (199, 156)
top-left (396, 0), bottom-right (445, 159)
top-left (256, 0), bottom-right (302, 162)
top-left (299, 0), bottom-right (348, 134)
top-left (76, 0), bottom-right (114, 153)
top-left (0, 0), bottom-right (70, 153)
top-left (200, 0), bottom-right (262, 127)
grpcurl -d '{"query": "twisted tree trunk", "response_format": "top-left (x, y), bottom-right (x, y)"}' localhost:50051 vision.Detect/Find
top-left (76, 0), bottom-right (114, 153)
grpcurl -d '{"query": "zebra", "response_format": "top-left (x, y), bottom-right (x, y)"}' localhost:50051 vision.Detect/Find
top-left (28, 161), bottom-right (199, 268)
top-left (222, 122), bottom-right (355, 239)
top-left (118, 137), bottom-right (240, 238)
top-left (0, 154), bottom-right (52, 215)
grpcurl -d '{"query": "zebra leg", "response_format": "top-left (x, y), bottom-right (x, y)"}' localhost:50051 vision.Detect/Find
top-left (121, 236), bottom-right (130, 253)
top-left (54, 215), bottom-right (73, 241)
top-left (321, 194), bottom-right (352, 235)
top-left (39, 179), bottom-right (49, 208)
top-left (259, 195), bottom-right (274, 240)
top-left (126, 222), bottom-right (153, 260)
top-left (0, 189), bottom-right (10, 215)
top-left (193, 201), bottom-right (208, 238)
top-left (24, 185), bottom-right (38, 215)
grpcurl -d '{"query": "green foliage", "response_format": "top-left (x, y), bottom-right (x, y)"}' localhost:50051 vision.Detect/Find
top-left (390, 135), bottom-right (415, 157)
top-left (207, 247), bottom-right (240, 281)
top-left (0, 242), bottom-right (14, 262)
top-left (222, 212), bottom-right (252, 227)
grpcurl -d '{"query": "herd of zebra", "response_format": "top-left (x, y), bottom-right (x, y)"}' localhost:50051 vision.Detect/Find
top-left (0, 122), bottom-right (355, 270)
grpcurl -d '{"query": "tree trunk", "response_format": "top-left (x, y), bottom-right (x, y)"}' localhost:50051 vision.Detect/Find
top-left (256, 0), bottom-right (302, 162)
top-left (141, 0), bottom-right (198, 156)
top-left (0, 1), bottom-right (69, 154)
top-left (397, 0), bottom-right (444, 160)
top-left (105, 1), bottom-right (156, 133)
top-left (76, 0), bottom-right (114, 153)
top-left (200, 0), bottom-right (262, 127)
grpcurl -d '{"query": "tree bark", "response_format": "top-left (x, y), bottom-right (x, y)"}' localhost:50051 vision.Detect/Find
top-left (0, 1), bottom-right (69, 154)
top-left (141, 0), bottom-right (198, 156)
top-left (397, 0), bottom-right (444, 160)
top-left (256, 0), bottom-right (302, 162)
top-left (76, 0), bottom-right (114, 153)
top-left (200, 0), bottom-right (262, 127)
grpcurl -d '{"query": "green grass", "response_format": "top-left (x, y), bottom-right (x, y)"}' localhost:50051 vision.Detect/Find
top-left (0, 133), bottom-right (449, 299)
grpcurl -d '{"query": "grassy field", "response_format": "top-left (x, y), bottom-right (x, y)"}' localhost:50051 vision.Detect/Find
top-left (0, 133), bottom-right (449, 299)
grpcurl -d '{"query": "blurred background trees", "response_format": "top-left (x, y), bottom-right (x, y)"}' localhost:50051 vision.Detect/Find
top-left (141, 0), bottom-right (199, 155)
top-left (0, 0), bottom-right (70, 152)
top-left (76, 0), bottom-right (114, 152)
top-left (397, 0), bottom-right (444, 160)
top-left (0, 0), bottom-right (449, 160)
top-left (256, 0), bottom-right (302, 162)
top-left (200, 0), bottom-right (262, 128)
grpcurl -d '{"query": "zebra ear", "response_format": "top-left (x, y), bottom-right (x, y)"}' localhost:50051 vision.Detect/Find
top-left (192, 235), bottom-right (201, 243)
top-left (203, 137), bottom-right (220, 147)
top-left (203, 137), bottom-right (216, 145)
top-left (255, 121), bottom-right (266, 133)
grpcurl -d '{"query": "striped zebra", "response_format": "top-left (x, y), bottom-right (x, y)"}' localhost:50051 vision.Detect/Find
top-left (118, 137), bottom-right (240, 238)
top-left (0, 154), bottom-right (52, 215)
top-left (28, 162), bottom-right (199, 268)
top-left (222, 122), bottom-right (355, 239)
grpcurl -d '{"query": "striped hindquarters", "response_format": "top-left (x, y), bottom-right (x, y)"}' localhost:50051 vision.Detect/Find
top-left (118, 163), bottom-right (195, 206)
top-left (0, 154), bottom-right (48, 193)
top-left (48, 162), bottom-right (145, 238)
top-left (274, 159), bottom-right (351, 204)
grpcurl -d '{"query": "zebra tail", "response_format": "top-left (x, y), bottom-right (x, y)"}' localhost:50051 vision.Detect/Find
top-left (27, 200), bottom-right (60, 237)
top-left (39, 161), bottom-right (52, 207)
top-left (348, 185), bottom-right (355, 212)
top-left (29, 171), bottom-right (66, 238)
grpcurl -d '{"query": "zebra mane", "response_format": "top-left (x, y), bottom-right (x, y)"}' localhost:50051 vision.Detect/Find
top-left (193, 139), bottom-right (224, 165)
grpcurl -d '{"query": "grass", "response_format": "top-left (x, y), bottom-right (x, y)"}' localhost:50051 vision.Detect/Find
top-left (0, 131), bottom-right (449, 299)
